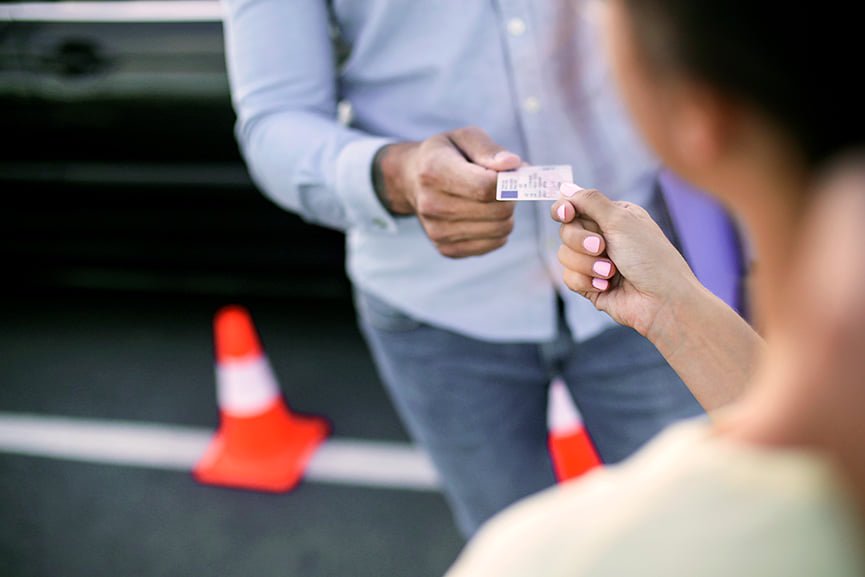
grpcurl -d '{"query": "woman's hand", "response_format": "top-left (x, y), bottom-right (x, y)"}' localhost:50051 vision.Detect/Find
top-left (552, 183), bottom-right (763, 411)
top-left (551, 183), bottom-right (700, 337)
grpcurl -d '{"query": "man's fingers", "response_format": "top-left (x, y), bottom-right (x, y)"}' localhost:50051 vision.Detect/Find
top-left (415, 190), bottom-right (515, 221)
top-left (420, 128), bottom-right (521, 202)
top-left (449, 126), bottom-right (522, 171)
top-left (420, 138), bottom-right (499, 202)
top-left (435, 237), bottom-right (510, 259)
top-left (424, 217), bottom-right (515, 246)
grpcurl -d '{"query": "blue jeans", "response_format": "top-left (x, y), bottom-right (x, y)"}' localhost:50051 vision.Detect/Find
top-left (355, 290), bottom-right (704, 538)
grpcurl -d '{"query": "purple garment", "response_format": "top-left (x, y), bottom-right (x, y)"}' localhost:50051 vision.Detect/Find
top-left (659, 170), bottom-right (746, 316)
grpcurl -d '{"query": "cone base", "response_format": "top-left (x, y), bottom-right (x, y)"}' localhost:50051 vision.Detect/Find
top-left (194, 410), bottom-right (330, 493)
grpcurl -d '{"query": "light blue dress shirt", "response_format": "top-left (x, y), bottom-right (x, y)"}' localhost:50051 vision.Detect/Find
top-left (222, 0), bottom-right (659, 342)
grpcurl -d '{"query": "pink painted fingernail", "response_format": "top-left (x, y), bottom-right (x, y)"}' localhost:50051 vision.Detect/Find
top-left (560, 182), bottom-right (583, 198)
top-left (556, 204), bottom-right (567, 221)
top-left (592, 277), bottom-right (609, 291)
top-left (583, 236), bottom-right (601, 253)
top-left (593, 261), bottom-right (612, 277)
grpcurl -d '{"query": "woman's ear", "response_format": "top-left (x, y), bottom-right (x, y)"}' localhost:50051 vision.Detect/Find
top-left (668, 82), bottom-right (733, 171)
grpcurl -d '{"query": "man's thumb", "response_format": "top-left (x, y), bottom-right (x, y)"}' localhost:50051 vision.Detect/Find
top-left (450, 126), bottom-right (521, 171)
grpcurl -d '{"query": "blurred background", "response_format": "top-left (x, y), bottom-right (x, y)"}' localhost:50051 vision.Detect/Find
top-left (0, 1), bottom-right (464, 575)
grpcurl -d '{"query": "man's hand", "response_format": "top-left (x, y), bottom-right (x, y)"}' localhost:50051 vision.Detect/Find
top-left (374, 126), bottom-right (521, 258)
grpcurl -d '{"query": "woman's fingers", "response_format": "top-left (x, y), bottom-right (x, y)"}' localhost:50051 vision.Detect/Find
top-left (552, 201), bottom-right (606, 255)
top-left (552, 200), bottom-right (603, 234)
top-left (576, 217), bottom-right (602, 235)
top-left (557, 244), bottom-right (617, 293)
top-left (551, 200), bottom-right (576, 223)
top-left (559, 184), bottom-right (621, 228)
top-left (559, 221), bottom-right (606, 256)
top-left (552, 200), bottom-right (614, 293)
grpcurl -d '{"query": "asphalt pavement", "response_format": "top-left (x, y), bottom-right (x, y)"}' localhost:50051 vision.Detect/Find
top-left (0, 289), bottom-right (464, 577)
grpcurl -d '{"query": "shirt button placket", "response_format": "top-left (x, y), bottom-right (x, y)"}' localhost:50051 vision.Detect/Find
top-left (497, 2), bottom-right (545, 158)
top-left (523, 96), bottom-right (541, 114)
top-left (506, 17), bottom-right (526, 37)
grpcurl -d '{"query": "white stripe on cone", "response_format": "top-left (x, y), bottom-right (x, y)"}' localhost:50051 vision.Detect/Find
top-left (215, 356), bottom-right (281, 417)
top-left (547, 377), bottom-right (583, 435)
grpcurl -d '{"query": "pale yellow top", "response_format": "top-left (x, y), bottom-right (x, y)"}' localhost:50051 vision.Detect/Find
top-left (445, 419), bottom-right (865, 577)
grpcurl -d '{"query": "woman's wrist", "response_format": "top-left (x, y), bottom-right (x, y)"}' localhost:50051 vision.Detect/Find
top-left (644, 274), bottom-right (709, 352)
top-left (646, 275), bottom-right (764, 411)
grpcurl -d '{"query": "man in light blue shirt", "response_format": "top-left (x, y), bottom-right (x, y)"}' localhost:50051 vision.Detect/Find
top-left (222, 0), bottom-right (709, 537)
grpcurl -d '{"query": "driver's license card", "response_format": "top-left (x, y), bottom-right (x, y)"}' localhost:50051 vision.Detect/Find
top-left (496, 165), bottom-right (574, 201)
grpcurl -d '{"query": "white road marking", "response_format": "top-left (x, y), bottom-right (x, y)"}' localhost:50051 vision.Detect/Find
top-left (0, 412), bottom-right (441, 492)
top-left (0, 1), bottom-right (224, 23)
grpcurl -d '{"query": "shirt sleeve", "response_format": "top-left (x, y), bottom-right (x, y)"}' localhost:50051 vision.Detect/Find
top-left (221, 0), bottom-right (399, 233)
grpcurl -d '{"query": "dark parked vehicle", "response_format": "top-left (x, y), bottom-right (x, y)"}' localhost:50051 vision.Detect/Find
top-left (0, 0), bottom-right (347, 298)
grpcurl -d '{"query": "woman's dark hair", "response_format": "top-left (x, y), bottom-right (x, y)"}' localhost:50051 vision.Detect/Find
top-left (623, 0), bottom-right (864, 170)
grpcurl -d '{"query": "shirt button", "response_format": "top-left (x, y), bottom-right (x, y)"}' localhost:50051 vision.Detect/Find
top-left (523, 96), bottom-right (541, 113)
top-left (507, 17), bottom-right (526, 37)
top-left (372, 217), bottom-right (388, 229)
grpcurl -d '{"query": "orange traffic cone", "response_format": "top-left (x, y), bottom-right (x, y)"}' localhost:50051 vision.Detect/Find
top-left (547, 378), bottom-right (602, 482)
top-left (193, 305), bottom-right (330, 492)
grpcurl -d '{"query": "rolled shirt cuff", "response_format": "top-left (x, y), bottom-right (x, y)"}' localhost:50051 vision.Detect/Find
top-left (335, 137), bottom-right (400, 233)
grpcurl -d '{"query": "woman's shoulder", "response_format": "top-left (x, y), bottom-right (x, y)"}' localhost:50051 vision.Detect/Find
top-left (446, 418), bottom-right (865, 577)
